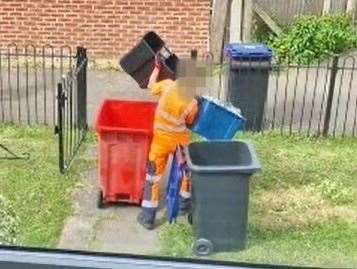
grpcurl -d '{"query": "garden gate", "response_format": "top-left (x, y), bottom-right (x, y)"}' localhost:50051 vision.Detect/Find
top-left (56, 47), bottom-right (88, 173)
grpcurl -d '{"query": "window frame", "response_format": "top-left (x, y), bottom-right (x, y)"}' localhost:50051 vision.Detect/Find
top-left (0, 246), bottom-right (291, 269)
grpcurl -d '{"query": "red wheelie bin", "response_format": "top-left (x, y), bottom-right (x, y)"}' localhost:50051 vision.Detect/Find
top-left (95, 99), bottom-right (156, 208)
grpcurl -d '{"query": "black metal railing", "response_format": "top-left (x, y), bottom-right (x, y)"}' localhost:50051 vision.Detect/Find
top-left (262, 55), bottom-right (357, 137)
top-left (0, 45), bottom-right (73, 125)
top-left (214, 54), bottom-right (357, 137)
top-left (56, 47), bottom-right (88, 173)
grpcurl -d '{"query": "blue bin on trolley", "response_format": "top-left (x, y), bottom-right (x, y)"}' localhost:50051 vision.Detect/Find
top-left (191, 97), bottom-right (246, 140)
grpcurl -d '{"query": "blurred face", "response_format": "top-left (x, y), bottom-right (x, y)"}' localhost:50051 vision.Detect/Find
top-left (176, 58), bottom-right (212, 99)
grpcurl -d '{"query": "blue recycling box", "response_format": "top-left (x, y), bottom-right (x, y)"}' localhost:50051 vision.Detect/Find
top-left (191, 97), bottom-right (246, 140)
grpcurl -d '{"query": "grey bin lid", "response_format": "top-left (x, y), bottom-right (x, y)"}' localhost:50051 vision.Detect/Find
top-left (185, 141), bottom-right (261, 174)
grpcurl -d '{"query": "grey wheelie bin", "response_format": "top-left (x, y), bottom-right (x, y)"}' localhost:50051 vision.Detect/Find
top-left (185, 141), bottom-right (261, 256)
top-left (225, 43), bottom-right (272, 131)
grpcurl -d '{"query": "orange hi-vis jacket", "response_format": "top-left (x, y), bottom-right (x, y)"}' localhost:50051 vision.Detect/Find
top-left (150, 79), bottom-right (198, 145)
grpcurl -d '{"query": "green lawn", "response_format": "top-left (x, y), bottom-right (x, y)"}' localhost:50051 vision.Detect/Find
top-left (0, 125), bottom-right (94, 247)
top-left (159, 133), bottom-right (357, 268)
top-left (1, 125), bottom-right (357, 267)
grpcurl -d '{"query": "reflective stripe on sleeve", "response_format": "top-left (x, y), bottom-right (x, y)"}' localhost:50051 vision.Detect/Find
top-left (156, 109), bottom-right (185, 125)
top-left (154, 122), bottom-right (188, 133)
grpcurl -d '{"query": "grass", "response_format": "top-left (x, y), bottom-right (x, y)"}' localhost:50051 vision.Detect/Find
top-left (159, 132), bottom-right (357, 268)
top-left (1, 125), bottom-right (356, 267)
top-left (0, 124), bottom-right (94, 247)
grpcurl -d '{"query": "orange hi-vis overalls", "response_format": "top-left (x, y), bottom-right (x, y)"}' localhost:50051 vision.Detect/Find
top-left (141, 79), bottom-right (198, 210)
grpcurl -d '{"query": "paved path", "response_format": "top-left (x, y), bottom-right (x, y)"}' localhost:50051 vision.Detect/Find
top-left (58, 146), bottom-right (170, 254)
top-left (86, 70), bottom-right (155, 126)
top-left (0, 69), bottom-right (154, 126)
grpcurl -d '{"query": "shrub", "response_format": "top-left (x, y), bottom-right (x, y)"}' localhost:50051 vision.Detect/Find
top-left (270, 14), bottom-right (357, 64)
top-left (0, 195), bottom-right (20, 245)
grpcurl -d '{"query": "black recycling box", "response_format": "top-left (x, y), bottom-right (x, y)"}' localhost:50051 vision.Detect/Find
top-left (120, 31), bottom-right (178, 88)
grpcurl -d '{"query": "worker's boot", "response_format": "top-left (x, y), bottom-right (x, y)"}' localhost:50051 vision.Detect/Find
top-left (137, 208), bottom-right (156, 230)
top-left (179, 196), bottom-right (192, 215)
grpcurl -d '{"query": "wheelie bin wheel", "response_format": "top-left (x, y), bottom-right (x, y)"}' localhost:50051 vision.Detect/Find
top-left (97, 190), bottom-right (107, 209)
top-left (193, 238), bottom-right (213, 256)
top-left (187, 213), bottom-right (193, 225)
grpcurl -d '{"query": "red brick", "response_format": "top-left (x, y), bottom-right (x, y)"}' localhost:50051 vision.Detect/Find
top-left (0, 0), bottom-right (210, 59)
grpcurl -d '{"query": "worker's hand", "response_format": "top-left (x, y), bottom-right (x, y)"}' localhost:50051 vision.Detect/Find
top-left (154, 55), bottom-right (162, 70)
top-left (148, 56), bottom-right (161, 90)
top-left (194, 95), bottom-right (202, 106)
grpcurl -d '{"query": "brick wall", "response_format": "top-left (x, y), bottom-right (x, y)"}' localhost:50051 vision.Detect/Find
top-left (0, 0), bottom-right (211, 60)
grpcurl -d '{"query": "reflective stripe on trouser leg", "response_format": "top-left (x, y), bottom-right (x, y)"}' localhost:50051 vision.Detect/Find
top-left (179, 175), bottom-right (191, 199)
top-left (142, 174), bottom-right (161, 209)
top-left (142, 160), bottom-right (160, 208)
top-left (142, 147), bottom-right (170, 209)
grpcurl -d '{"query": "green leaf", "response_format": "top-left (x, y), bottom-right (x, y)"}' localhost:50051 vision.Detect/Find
top-left (270, 14), bottom-right (357, 64)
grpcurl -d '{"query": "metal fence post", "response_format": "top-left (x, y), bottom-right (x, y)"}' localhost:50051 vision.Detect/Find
top-left (76, 46), bottom-right (87, 131)
top-left (323, 56), bottom-right (339, 137)
top-left (57, 82), bottom-right (65, 173)
top-left (83, 47), bottom-right (87, 130)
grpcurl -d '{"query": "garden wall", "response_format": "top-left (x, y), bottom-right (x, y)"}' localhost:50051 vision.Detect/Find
top-left (0, 0), bottom-right (211, 60)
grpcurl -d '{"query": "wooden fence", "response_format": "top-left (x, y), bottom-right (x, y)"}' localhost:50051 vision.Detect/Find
top-left (253, 0), bottom-right (356, 26)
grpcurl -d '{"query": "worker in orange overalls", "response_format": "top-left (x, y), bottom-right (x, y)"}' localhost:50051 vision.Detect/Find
top-left (137, 53), bottom-right (200, 230)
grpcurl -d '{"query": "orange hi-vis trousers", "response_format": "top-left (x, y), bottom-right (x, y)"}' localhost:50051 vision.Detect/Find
top-left (141, 130), bottom-right (191, 209)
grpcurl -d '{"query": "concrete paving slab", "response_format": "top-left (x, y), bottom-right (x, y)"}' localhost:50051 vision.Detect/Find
top-left (58, 146), bottom-right (162, 255)
top-left (57, 216), bottom-right (97, 251)
top-left (88, 207), bottom-right (159, 255)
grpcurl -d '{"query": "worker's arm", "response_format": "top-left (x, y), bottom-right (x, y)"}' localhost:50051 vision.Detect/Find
top-left (185, 98), bottom-right (199, 125)
top-left (147, 56), bottom-right (161, 92)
